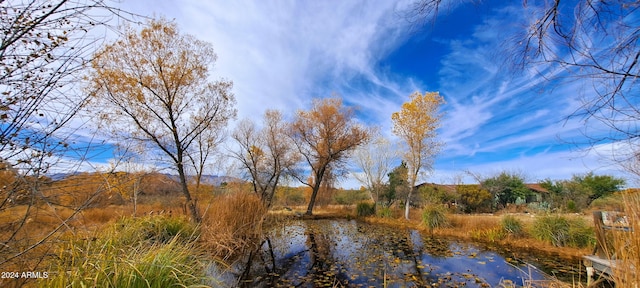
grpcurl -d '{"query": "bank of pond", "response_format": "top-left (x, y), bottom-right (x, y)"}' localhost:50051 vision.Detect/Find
top-left (35, 215), bottom-right (587, 288)
top-left (215, 219), bottom-right (583, 287)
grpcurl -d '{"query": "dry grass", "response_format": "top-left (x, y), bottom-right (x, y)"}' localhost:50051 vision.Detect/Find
top-left (607, 190), bottom-right (639, 286)
top-left (448, 213), bottom-right (500, 233)
top-left (1, 191), bottom-right (268, 287)
top-left (200, 192), bottom-right (267, 260)
top-left (447, 213), bottom-right (592, 259)
top-left (0, 204), bottom-right (77, 275)
top-left (0, 194), bottom-right (192, 281)
top-left (2, 194), bottom-right (618, 288)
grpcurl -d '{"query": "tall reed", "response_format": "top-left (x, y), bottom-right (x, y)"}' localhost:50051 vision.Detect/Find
top-left (200, 192), bottom-right (267, 260)
top-left (501, 215), bottom-right (524, 237)
top-left (609, 190), bottom-right (639, 286)
top-left (356, 202), bottom-right (375, 217)
top-left (422, 204), bottom-right (448, 235)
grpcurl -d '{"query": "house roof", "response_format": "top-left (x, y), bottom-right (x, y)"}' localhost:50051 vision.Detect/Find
top-left (525, 184), bottom-right (549, 193)
top-left (415, 183), bottom-right (457, 193)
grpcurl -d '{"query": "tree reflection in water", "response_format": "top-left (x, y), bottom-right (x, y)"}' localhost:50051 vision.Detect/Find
top-left (236, 220), bottom-right (559, 287)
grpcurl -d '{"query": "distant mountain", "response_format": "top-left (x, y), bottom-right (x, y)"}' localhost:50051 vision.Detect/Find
top-left (201, 175), bottom-right (243, 185)
top-left (162, 174), bottom-right (243, 186)
top-left (48, 172), bottom-right (242, 186)
top-left (49, 172), bottom-right (82, 181)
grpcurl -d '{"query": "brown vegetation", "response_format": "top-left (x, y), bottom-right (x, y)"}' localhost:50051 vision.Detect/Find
top-left (0, 170), bottom-right (194, 281)
top-left (289, 97), bottom-right (370, 215)
top-left (2, 172), bottom-right (633, 288)
top-left (0, 185), bottom-right (266, 287)
top-left (605, 190), bottom-right (639, 286)
top-left (200, 192), bottom-right (267, 260)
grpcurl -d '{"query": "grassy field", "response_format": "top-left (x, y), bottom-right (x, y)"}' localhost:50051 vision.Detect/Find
top-left (2, 194), bottom-right (637, 287)
top-left (0, 192), bottom-right (267, 287)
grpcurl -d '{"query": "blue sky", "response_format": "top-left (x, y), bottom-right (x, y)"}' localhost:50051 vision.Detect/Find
top-left (110, 1), bottom-right (634, 187)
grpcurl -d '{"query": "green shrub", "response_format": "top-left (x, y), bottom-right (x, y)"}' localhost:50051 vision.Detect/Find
top-left (531, 215), bottom-right (570, 247)
top-left (527, 201), bottom-right (550, 211)
top-left (275, 187), bottom-right (306, 206)
top-left (422, 205), bottom-right (448, 234)
top-left (113, 215), bottom-right (198, 245)
top-left (501, 215), bottom-right (524, 237)
top-left (356, 202), bottom-right (375, 217)
top-left (377, 206), bottom-right (393, 218)
top-left (567, 218), bottom-right (595, 248)
top-left (531, 215), bottom-right (594, 248)
top-left (566, 200), bottom-right (578, 213)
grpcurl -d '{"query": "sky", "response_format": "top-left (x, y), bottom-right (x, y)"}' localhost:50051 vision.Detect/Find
top-left (107, 0), bottom-right (636, 187)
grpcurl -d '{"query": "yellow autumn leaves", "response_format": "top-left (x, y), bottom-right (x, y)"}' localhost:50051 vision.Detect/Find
top-left (391, 91), bottom-right (445, 219)
top-left (391, 91), bottom-right (444, 144)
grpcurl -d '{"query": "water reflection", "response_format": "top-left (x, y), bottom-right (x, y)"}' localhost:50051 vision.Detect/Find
top-left (236, 220), bottom-right (553, 287)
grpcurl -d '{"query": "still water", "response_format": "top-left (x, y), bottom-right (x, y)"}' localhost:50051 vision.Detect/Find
top-left (218, 219), bottom-right (580, 287)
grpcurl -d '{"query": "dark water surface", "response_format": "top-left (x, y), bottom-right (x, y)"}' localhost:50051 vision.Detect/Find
top-left (219, 219), bottom-right (582, 287)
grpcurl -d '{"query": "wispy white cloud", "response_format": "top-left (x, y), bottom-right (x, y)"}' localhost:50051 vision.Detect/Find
top-left (425, 2), bottom-right (634, 186)
top-left (118, 1), bottom-right (418, 123)
top-left (109, 1), bottom-right (633, 189)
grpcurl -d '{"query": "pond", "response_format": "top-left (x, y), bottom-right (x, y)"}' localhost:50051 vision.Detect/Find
top-left (214, 219), bottom-right (582, 287)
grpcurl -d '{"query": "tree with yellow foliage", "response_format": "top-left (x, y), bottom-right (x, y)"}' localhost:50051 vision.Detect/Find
top-left (392, 91), bottom-right (444, 220)
top-left (87, 19), bottom-right (236, 222)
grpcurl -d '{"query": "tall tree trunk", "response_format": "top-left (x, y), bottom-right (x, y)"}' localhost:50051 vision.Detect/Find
top-left (133, 176), bottom-right (141, 217)
top-left (306, 168), bottom-right (325, 215)
top-left (306, 180), bottom-right (322, 215)
top-left (176, 161), bottom-right (200, 222)
top-left (404, 189), bottom-right (413, 220)
top-left (266, 173), bottom-right (281, 208)
top-left (405, 170), bottom-right (418, 220)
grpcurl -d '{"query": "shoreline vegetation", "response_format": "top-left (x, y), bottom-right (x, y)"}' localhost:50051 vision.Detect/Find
top-left (275, 205), bottom-right (591, 261)
top-left (2, 189), bottom-right (636, 287)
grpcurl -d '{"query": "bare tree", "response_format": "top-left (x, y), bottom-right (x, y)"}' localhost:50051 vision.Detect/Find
top-left (2, 1), bottom-right (99, 158)
top-left (0, 0), bottom-right (136, 276)
top-left (87, 19), bottom-right (236, 222)
top-left (407, 0), bottom-right (640, 144)
top-left (352, 135), bottom-right (397, 204)
top-left (289, 98), bottom-right (370, 215)
top-left (187, 127), bottom-right (226, 194)
top-left (231, 110), bottom-right (298, 207)
top-left (106, 145), bottom-right (153, 217)
top-left (0, 0), bottom-right (128, 174)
